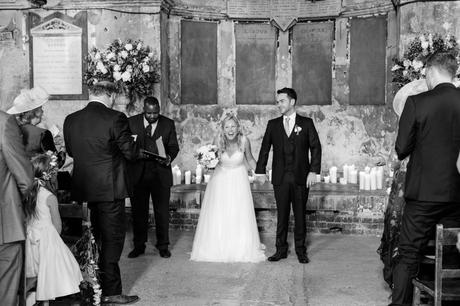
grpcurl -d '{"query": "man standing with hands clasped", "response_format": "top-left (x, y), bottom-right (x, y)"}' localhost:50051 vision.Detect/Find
top-left (256, 87), bottom-right (322, 264)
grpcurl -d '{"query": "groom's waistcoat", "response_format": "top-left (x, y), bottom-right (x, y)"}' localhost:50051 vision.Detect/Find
top-left (282, 131), bottom-right (295, 173)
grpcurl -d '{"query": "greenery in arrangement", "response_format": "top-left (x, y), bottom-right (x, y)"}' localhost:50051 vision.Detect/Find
top-left (85, 39), bottom-right (160, 111)
top-left (391, 33), bottom-right (460, 89)
top-left (71, 226), bottom-right (101, 305)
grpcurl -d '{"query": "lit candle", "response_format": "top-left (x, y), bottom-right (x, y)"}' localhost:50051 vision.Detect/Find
top-left (343, 164), bottom-right (349, 184)
top-left (370, 168), bottom-right (377, 190)
top-left (204, 174), bottom-right (211, 183)
top-left (364, 173), bottom-right (371, 190)
top-left (359, 171), bottom-right (365, 190)
top-left (196, 165), bottom-right (202, 184)
top-left (349, 170), bottom-right (358, 184)
top-left (324, 175), bottom-right (330, 183)
top-left (185, 170), bottom-right (191, 184)
top-left (376, 166), bottom-right (384, 189)
top-left (329, 166), bottom-right (337, 184)
top-left (176, 168), bottom-right (182, 185)
top-left (339, 177), bottom-right (346, 185)
top-left (316, 174), bottom-right (321, 183)
top-left (269, 169), bottom-right (272, 182)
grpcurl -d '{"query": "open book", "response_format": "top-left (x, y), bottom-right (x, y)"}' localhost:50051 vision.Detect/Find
top-left (141, 136), bottom-right (168, 161)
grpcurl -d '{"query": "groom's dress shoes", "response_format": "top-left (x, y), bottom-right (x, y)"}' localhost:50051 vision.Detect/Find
top-left (159, 249), bottom-right (171, 258)
top-left (297, 253), bottom-right (310, 264)
top-left (101, 294), bottom-right (139, 304)
top-left (268, 251), bottom-right (288, 262)
top-left (127, 248), bottom-right (145, 258)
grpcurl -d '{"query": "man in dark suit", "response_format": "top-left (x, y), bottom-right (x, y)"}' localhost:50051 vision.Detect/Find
top-left (127, 97), bottom-right (179, 259)
top-left (0, 110), bottom-right (33, 306)
top-left (391, 52), bottom-right (460, 306)
top-left (63, 81), bottom-right (139, 305)
top-left (256, 87), bottom-right (322, 264)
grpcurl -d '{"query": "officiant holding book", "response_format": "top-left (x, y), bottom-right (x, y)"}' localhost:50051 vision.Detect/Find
top-left (127, 96), bottom-right (179, 259)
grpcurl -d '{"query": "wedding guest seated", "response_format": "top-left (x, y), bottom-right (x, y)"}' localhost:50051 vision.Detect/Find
top-left (7, 86), bottom-right (66, 167)
top-left (24, 153), bottom-right (83, 303)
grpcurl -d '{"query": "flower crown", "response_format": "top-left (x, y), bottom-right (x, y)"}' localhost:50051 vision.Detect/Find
top-left (40, 151), bottom-right (59, 182)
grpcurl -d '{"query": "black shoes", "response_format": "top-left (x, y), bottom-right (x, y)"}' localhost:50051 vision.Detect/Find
top-left (159, 249), bottom-right (171, 258)
top-left (101, 294), bottom-right (139, 304)
top-left (268, 251), bottom-right (288, 262)
top-left (297, 253), bottom-right (310, 264)
top-left (127, 248), bottom-right (145, 258)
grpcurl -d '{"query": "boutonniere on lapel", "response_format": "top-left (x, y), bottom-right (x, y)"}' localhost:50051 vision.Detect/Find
top-left (294, 125), bottom-right (302, 135)
top-left (131, 134), bottom-right (138, 142)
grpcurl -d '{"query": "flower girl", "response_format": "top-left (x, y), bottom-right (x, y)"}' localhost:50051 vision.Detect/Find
top-left (25, 153), bottom-right (83, 303)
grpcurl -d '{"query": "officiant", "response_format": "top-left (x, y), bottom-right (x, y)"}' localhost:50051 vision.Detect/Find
top-left (127, 96), bottom-right (179, 259)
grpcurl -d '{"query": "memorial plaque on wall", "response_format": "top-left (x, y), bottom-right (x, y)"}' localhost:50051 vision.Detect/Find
top-left (349, 16), bottom-right (387, 105)
top-left (180, 20), bottom-right (217, 105)
top-left (29, 12), bottom-right (88, 100)
top-left (292, 22), bottom-right (333, 105)
top-left (235, 23), bottom-right (276, 105)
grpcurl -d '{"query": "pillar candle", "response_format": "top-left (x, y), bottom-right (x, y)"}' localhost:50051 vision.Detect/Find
top-left (365, 166), bottom-right (371, 174)
top-left (364, 173), bottom-right (371, 190)
top-left (204, 174), bottom-right (211, 183)
top-left (359, 171), bottom-right (365, 190)
top-left (329, 166), bottom-right (337, 184)
top-left (185, 170), bottom-right (191, 184)
top-left (176, 168), bottom-right (182, 185)
top-left (376, 166), bottom-right (384, 189)
top-left (324, 175), bottom-right (330, 183)
top-left (339, 177), bottom-right (347, 185)
top-left (269, 169), bottom-right (272, 182)
top-left (370, 168), bottom-right (377, 190)
top-left (316, 174), bottom-right (321, 183)
top-left (196, 165), bottom-right (202, 184)
top-left (349, 170), bottom-right (358, 184)
top-left (343, 164), bottom-right (349, 184)
top-left (172, 165), bottom-right (180, 185)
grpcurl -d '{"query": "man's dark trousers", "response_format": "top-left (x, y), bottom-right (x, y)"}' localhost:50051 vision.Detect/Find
top-left (131, 162), bottom-right (170, 251)
top-left (89, 200), bottom-right (126, 296)
top-left (391, 200), bottom-right (460, 306)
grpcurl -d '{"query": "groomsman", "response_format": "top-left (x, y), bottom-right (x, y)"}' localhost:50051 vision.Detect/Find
top-left (0, 110), bottom-right (33, 306)
top-left (127, 97), bottom-right (179, 259)
top-left (64, 81), bottom-right (139, 304)
top-left (391, 52), bottom-right (460, 305)
top-left (256, 87), bottom-right (322, 264)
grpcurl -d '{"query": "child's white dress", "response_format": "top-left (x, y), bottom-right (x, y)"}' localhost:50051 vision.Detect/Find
top-left (26, 186), bottom-right (83, 301)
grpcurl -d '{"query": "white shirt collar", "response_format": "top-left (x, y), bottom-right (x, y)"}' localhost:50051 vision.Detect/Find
top-left (284, 112), bottom-right (296, 123)
top-left (143, 116), bottom-right (158, 127)
top-left (91, 99), bottom-right (109, 107)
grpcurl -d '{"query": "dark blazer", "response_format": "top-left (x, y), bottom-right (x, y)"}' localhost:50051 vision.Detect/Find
top-left (256, 114), bottom-right (322, 186)
top-left (63, 102), bottom-right (139, 202)
top-left (127, 114), bottom-right (179, 188)
top-left (0, 111), bottom-right (33, 244)
top-left (20, 124), bottom-right (57, 157)
top-left (396, 83), bottom-right (460, 202)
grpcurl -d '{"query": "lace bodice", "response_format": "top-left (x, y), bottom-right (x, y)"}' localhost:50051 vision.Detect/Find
top-left (220, 150), bottom-right (244, 168)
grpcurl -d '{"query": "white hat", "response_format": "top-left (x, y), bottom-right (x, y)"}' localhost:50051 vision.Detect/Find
top-left (392, 79), bottom-right (428, 118)
top-left (7, 86), bottom-right (50, 115)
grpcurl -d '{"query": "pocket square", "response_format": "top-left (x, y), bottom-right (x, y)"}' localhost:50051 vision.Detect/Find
top-left (131, 134), bottom-right (138, 142)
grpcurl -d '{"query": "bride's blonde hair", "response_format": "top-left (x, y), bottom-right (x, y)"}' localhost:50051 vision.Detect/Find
top-left (218, 113), bottom-right (244, 153)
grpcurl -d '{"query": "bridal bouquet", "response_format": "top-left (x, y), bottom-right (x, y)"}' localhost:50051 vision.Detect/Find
top-left (195, 144), bottom-right (219, 170)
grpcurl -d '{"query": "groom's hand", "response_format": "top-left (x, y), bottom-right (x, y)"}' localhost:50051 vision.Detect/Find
top-left (306, 172), bottom-right (317, 188)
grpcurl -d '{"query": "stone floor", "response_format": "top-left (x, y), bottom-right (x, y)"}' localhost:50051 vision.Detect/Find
top-left (118, 230), bottom-right (391, 306)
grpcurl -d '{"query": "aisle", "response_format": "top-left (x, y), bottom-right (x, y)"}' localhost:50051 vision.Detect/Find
top-left (119, 230), bottom-right (390, 306)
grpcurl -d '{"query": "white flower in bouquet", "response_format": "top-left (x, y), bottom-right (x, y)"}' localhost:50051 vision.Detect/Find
top-left (121, 71), bottom-right (131, 82)
top-left (106, 52), bottom-right (115, 60)
top-left (412, 59), bottom-right (424, 71)
top-left (195, 144), bottom-right (220, 169)
top-left (121, 50), bottom-right (129, 59)
top-left (142, 64), bottom-right (150, 73)
top-left (125, 43), bottom-right (133, 51)
top-left (96, 61), bottom-right (108, 74)
top-left (113, 64), bottom-right (121, 72)
top-left (113, 71), bottom-right (122, 81)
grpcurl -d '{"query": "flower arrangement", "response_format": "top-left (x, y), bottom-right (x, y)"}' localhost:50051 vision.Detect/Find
top-left (391, 33), bottom-right (460, 89)
top-left (71, 225), bottom-right (101, 305)
top-left (85, 39), bottom-right (160, 111)
top-left (195, 144), bottom-right (220, 170)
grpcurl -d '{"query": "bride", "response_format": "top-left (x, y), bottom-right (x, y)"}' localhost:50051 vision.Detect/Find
top-left (190, 114), bottom-right (266, 263)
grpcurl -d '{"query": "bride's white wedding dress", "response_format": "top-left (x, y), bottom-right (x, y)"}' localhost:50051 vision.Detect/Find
top-left (190, 150), bottom-right (266, 262)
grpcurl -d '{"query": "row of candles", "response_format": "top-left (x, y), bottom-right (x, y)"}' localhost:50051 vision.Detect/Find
top-left (172, 164), bottom-right (386, 190)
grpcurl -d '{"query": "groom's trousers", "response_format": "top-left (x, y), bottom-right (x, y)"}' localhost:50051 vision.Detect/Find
top-left (273, 172), bottom-right (308, 254)
top-left (390, 200), bottom-right (460, 306)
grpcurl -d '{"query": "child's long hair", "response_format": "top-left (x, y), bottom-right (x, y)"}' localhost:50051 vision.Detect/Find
top-left (217, 113), bottom-right (244, 153)
top-left (24, 153), bottom-right (58, 220)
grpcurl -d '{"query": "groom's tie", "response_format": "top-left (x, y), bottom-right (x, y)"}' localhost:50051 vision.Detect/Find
top-left (284, 117), bottom-right (291, 136)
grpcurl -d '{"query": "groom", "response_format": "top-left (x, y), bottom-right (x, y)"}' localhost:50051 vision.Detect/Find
top-left (256, 87), bottom-right (322, 264)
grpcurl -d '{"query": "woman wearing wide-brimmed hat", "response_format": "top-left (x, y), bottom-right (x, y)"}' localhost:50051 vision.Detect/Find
top-left (7, 86), bottom-right (58, 157)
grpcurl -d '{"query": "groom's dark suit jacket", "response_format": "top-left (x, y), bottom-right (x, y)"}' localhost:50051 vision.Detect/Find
top-left (396, 82), bottom-right (460, 203)
top-left (256, 114), bottom-right (322, 185)
top-left (127, 114), bottom-right (179, 189)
